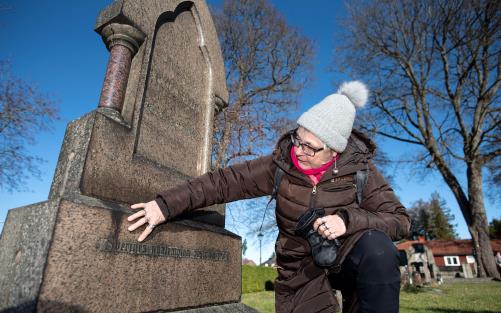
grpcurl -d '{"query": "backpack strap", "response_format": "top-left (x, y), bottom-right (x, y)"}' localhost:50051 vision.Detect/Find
top-left (259, 167), bottom-right (285, 233)
top-left (271, 167), bottom-right (285, 202)
top-left (355, 166), bottom-right (369, 204)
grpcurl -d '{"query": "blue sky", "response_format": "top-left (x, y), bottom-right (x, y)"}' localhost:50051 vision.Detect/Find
top-left (0, 0), bottom-right (499, 264)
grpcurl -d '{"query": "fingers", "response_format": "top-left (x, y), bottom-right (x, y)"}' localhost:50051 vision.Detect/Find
top-left (131, 203), bottom-right (146, 209)
top-left (318, 224), bottom-right (327, 233)
top-left (128, 201), bottom-right (166, 242)
top-left (313, 216), bottom-right (339, 240)
top-left (322, 228), bottom-right (336, 240)
top-left (313, 217), bottom-right (325, 231)
top-left (127, 209), bottom-right (145, 222)
top-left (128, 217), bottom-right (147, 232)
top-left (322, 227), bottom-right (332, 239)
top-left (128, 202), bottom-right (146, 222)
top-left (313, 216), bottom-right (328, 231)
top-left (317, 223), bottom-right (330, 239)
top-left (327, 232), bottom-right (337, 240)
top-left (138, 225), bottom-right (154, 242)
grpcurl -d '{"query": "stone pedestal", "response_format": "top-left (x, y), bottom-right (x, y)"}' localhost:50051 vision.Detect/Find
top-left (0, 1), bottom-right (256, 312)
top-left (0, 198), bottom-right (247, 312)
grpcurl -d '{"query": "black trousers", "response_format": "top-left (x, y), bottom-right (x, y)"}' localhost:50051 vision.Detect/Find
top-left (329, 230), bottom-right (401, 313)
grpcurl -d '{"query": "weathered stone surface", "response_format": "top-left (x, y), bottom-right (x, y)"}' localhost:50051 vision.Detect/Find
top-left (0, 200), bottom-right (59, 312)
top-left (46, 0), bottom-right (228, 226)
top-left (0, 1), bottom-right (244, 312)
top-left (171, 303), bottom-right (260, 313)
top-left (38, 199), bottom-right (241, 312)
top-left (79, 0), bottom-right (228, 215)
top-left (1, 198), bottom-right (242, 313)
top-left (48, 111), bottom-right (96, 200)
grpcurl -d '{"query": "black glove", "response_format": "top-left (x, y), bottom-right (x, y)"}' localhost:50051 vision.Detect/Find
top-left (295, 208), bottom-right (340, 268)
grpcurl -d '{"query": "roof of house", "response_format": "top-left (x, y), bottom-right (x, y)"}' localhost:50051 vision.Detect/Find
top-left (262, 254), bottom-right (277, 266)
top-left (242, 258), bottom-right (256, 266)
top-left (396, 240), bottom-right (420, 251)
top-left (396, 239), bottom-right (501, 256)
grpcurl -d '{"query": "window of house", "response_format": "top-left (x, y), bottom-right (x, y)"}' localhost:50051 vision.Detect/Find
top-left (444, 256), bottom-right (460, 266)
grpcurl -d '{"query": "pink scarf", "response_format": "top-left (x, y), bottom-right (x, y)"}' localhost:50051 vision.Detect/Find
top-left (290, 147), bottom-right (339, 185)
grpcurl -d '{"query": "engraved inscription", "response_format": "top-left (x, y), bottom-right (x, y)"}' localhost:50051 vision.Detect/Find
top-left (96, 239), bottom-right (229, 262)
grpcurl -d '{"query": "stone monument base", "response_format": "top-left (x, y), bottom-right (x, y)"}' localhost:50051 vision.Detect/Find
top-left (0, 196), bottom-right (250, 313)
top-left (171, 303), bottom-right (259, 313)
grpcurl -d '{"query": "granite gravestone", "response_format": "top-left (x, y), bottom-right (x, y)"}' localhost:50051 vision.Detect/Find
top-left (0, 1), bottom-right (257, 312)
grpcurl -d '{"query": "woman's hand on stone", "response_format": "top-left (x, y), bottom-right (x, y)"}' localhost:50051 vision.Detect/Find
top-left (127, 200), bottom-right (166, 242)
top-left (313, 214), bottom-right (346, 240)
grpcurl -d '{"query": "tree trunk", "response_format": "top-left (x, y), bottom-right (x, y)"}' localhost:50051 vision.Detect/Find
top-left (467, 162), bottom-right (500, 279)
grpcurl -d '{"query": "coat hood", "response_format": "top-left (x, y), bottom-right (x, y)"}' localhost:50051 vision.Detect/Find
top-left (272, 128), bottom-right (377, 181)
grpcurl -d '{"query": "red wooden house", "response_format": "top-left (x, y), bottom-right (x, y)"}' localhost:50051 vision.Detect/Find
top-left (397, 238), bottom-right (501, 279)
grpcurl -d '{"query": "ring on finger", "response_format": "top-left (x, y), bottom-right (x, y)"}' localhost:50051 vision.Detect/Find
top-left (147, 224), bottom-right (156, 230)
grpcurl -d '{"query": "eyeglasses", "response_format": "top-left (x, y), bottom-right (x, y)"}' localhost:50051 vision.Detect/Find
top-left (291, 130), bottom-right (325, 157)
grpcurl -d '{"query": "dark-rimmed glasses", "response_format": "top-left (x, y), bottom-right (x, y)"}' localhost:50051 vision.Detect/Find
top-left (291, 130), bottom-right (325, 157)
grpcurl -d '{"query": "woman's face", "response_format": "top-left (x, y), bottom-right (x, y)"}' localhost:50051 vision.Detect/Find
top-left (293, 127), bottom-right (337, 170)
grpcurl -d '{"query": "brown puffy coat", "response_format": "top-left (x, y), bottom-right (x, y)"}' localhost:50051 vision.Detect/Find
top-left (157, 129), bottom-right (410, 313)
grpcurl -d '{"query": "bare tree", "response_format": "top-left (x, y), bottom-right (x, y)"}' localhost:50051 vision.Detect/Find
top-left (0, 61), bottom-right (59, 191)
top-left (211, 0), bottom-right (314, 168)
top-left (335, 0), bottom-right (500, 278)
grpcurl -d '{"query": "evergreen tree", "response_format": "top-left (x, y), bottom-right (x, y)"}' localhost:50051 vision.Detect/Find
top-left (242, 238), bottom-right (248, 256)
top-left (408, 199), bottom-right (431, 239)
top-left (489, 219), bottom-right (501, 239)
top-left (408, 193), bottom-right (457, 240)
top-left (428, 192), bottom-right (457, 240)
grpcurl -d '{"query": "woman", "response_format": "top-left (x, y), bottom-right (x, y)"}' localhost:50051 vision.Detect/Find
top-left (128, 81), bottom-right (410, 313)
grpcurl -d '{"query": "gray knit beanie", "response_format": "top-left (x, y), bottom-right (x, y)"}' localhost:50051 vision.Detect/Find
top-left (297, 81), bottom-right (369, 153)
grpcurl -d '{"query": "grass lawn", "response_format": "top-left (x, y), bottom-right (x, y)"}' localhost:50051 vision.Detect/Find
top-left (242, 281), bottom-right (501, 313)
top-left (242, 291), bottom-right (275, 313)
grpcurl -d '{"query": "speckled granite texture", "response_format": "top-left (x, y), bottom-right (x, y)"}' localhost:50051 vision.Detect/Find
top-left (0, 200), bottom-right (59, 312)
top-left (98, 44), bottom-right (133, 110)
top-left (0, 197), bottom-right (244, 313)
top-left (82, 0), bottom-right (228, 217)
top-left (0, 1), bottom-right (248, 312)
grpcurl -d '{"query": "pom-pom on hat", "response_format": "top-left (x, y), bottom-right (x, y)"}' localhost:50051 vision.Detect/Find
top-left (297, 81), bottom-right (368, 153)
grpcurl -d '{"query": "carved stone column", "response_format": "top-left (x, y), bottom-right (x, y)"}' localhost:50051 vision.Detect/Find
top-left (98, 23), bottom-right (145, 112)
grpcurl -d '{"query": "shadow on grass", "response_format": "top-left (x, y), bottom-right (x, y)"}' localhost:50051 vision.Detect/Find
top-left (400, 308), bottom-right (499, 313)
top-left (401, 285), bottom-right (430, 293)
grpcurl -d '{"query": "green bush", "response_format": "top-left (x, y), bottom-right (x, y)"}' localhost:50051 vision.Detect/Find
top-left (242, 265), bottom-right (278, 294)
